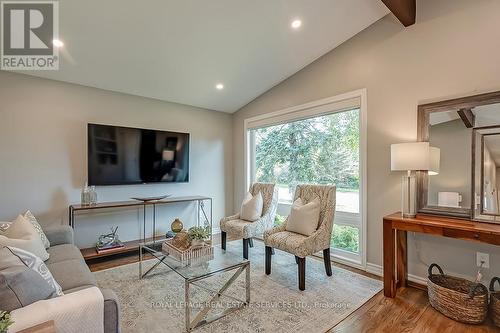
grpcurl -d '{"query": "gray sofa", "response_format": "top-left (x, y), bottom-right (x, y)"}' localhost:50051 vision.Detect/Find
top-left (43, 225), bottom-right (120, 333)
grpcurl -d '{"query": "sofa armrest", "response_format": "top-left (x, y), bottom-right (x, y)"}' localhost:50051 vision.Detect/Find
top-left (8, 286), bottom-right (104, 333)
top-left (44, 225), bottom-right (74, 246)
top-left (101, 288), bottom-right (121, 333)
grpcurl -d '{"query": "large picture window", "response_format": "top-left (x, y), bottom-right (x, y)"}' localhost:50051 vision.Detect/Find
top-left (245, 91), bottom-right (366, 267)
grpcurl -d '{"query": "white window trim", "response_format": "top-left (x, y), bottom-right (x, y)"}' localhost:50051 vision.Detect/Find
top-left (243, 89), bottom-right (368, 270)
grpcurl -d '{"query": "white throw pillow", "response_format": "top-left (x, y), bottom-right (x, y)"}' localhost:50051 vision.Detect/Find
top-left (23, 210), bottom-right (50, 249)
top-left (285, 197), bottom-right (321, 236)
top-left (240, 191), bottom-right (263, 222)
top-left (2, 246), bottom-right (63, 296)
top-left (0, 215), bottom-right (50, 261)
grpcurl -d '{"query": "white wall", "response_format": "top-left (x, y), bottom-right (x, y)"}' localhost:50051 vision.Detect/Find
top-left (0, 72), bottom-right (233, 248)
top-left (232, 0), bottom-right (500, 282)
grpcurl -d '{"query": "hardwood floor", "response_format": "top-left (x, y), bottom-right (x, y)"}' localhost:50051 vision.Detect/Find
top-left (330, 287), bottom-right (498, 333)
top-left (86, 239), bottom-right (499, 332)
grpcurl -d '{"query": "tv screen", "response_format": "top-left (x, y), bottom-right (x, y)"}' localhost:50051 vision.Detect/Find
top-left (88, 124), bottom-right (189, 185)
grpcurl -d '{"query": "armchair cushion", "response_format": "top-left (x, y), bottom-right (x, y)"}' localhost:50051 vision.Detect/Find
top-left (264, 230), bottom-right (309, 258)
top-left (285, 197), bottom-right (320, 236)
top-left (220, 218), bottom-right (254, 239)
top-left (240, 191), bottom-right (263, 221)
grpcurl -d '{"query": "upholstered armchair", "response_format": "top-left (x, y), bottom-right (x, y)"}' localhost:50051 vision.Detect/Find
top-left (264, 184), bottom-right (336, 290)
top-left (220, 183), bottom-right (278, 259)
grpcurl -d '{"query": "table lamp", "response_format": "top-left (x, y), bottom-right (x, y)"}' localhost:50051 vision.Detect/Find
top-left (391, 142), bottom-right (440, 218)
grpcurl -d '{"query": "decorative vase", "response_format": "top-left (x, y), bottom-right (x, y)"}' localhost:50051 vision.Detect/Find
top-left (171, 218), bottom-right (183, 233)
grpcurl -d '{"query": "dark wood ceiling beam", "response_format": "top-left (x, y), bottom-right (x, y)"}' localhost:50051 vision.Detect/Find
top-left (381, 0), bottom-right (416, 27)
top-left (457, 108), bottom-right (475, 128)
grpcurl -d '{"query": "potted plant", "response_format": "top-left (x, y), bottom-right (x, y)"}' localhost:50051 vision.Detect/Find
top-left (0, 311), bottom-right (14, 333)
top-left (187, 225), bottom-right (210, 247)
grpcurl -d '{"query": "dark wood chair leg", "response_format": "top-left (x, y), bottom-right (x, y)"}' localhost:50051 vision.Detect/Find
top-left (298, 257), bottom-right (306, 291)
top-left (271, 248), bottom-right (275, 255)
top-left (265, 246), bottom-right (272, 275)
top-left (248, 238), bottom-right (254, 248)
top-left (323, 248), bottom-right (332, 276)
top-left (221, 231), bottom-right (227, 250)
top-left (295, 256), bottom-right (299, 264)
top-left (243, 238), bottom-right (249, 259)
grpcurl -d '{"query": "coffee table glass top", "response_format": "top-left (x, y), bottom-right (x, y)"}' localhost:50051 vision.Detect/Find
top-left (140, 241), bottom-right (248, 280)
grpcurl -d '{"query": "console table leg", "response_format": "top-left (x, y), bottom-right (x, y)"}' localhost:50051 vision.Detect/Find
top-left (383, 220), bottom-right (396, 297)
top-left (397, 230), bottom-right (407, 288)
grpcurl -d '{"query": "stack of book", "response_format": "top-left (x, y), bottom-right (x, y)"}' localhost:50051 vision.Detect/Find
top-left (96, 241), bottom-right (124, 254)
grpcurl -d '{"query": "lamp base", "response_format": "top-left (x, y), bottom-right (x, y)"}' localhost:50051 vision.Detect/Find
top-left (400, 173), bottom-right (417, 219)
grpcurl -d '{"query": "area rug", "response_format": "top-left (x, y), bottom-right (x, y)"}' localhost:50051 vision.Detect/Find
top-left (94, 241), bottom-right (382, 333)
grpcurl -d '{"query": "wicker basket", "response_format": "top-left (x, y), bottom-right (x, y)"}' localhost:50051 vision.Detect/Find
top-left (490, 277), bottom-right (500, 327)
top-left (427, 263), bottom-right (488, 324)
top-left (162, 239), bottom-right (213, 262)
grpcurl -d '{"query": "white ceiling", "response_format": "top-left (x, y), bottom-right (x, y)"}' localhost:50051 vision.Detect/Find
top-left (18, 0), bottom-right (389, 113)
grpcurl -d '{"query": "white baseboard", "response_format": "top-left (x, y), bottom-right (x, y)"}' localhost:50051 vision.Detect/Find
top-left (366, 262), bottom-right (428, 286)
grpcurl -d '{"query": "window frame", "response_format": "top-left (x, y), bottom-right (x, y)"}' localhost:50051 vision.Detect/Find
top-left (243, 89), bottom-right (367, 270)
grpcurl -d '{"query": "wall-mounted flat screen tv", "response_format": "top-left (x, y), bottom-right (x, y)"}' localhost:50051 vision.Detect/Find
top-left (88, 123), bottom-right (189, 185)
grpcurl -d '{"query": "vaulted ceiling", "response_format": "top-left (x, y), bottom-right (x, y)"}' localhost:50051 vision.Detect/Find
top-left (21, 0), bottom-right (389, 112)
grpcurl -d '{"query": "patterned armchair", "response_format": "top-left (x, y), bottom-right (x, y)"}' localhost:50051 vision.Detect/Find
top-left (220, 183), bottom-right (278, 259)
top-left (263, 184), bottom-right (336, 290)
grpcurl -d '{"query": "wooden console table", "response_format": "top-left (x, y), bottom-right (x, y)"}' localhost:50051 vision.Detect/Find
top-left (383, 212), bottom-right (500, 298)
top-left (69, 196), bottom-right (212, 260)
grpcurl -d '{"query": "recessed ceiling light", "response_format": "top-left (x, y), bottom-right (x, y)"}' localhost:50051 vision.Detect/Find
top-left (216, 83), bottom-right (224, 90)
top-left (52, 39), bottom-right (64, 48)
top-left (291, 19), bottom-right (302, 29)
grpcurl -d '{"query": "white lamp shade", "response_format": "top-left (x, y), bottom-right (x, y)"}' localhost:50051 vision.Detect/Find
top-left (391, 142), bottom-right (430, 171)
top-left (428, 146), bottom-right (440, 175)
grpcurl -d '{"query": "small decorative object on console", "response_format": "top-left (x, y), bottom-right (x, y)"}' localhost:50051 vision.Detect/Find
top-left (171, 218), bottom-right (183, 233)
top-left (131, 195), bottom-right (171, 202)
top-left (96, 226), bottom-right (124, 254)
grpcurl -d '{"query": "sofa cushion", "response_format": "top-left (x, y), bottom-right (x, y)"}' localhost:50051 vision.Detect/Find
top-left (23, 210), bottom-right (50, 249)
top-left (0, 247), bottom-right (60, 312)
top-left (0, 215), bottom-right (49, 261)
top-left (0, 266), bottom-right (58, 312)
top-left (47, 259), bottom-right (97, 292)
top-left (4, 246), bottom-right (63, 296)
top-left (46, 244), bottom-right (84, 265)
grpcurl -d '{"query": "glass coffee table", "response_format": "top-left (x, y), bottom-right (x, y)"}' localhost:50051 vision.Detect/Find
top-left (139, 241), bottom-right (250, 332)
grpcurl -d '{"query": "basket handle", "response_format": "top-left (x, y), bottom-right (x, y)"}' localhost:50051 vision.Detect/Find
top-left (428, 263), bottom-right (444, 276)
top-left (490, 277), bottom-right (500, 292)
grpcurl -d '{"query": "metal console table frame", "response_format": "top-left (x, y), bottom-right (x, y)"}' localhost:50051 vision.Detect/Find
top-left (69, 195), bottom-right (213, 246)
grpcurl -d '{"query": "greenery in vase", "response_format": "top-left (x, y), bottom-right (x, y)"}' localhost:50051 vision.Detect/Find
top-left (187, 225), bottom-right (210, 241)
top-left (0, 311), bottom-right (14, 333)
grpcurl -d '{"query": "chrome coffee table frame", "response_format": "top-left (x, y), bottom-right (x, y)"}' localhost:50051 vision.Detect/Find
top-left (139, 243), bottom-right (250, 332)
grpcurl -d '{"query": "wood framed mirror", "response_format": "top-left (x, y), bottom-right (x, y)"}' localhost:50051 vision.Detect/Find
top-left (417, 91), bottom-right (500, 220)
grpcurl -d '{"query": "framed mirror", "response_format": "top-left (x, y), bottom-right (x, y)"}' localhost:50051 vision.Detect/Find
top-left (417, 91), bottom-right (500, 220)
